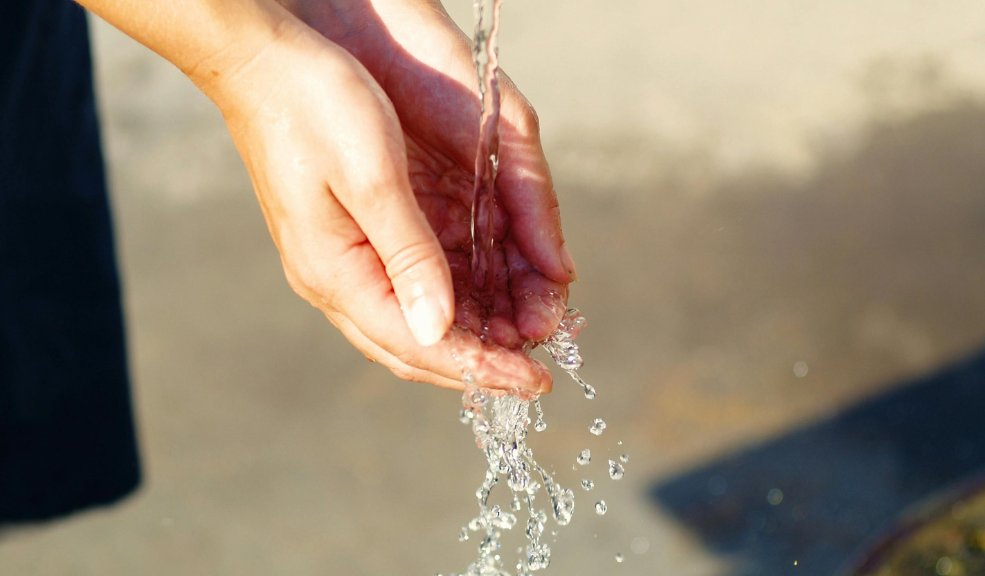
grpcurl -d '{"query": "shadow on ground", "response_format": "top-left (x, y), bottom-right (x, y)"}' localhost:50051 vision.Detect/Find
top-left (650, 348), bottom-right (985, 576)
top-left (644, 98), bottom-right (985, 576)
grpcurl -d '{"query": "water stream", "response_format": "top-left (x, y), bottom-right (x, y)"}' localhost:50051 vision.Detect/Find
top-left (468, 0), bottom-right (504, 308)
top-left (442, 2), bottom-right (627, 574)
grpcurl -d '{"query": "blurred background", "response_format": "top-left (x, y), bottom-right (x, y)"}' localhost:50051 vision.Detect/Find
top-left (3, 1), bottom-right (985, 574)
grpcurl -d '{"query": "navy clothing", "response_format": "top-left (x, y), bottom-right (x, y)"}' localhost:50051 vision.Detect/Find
top-left (0, 1), bottom-right (140, 521)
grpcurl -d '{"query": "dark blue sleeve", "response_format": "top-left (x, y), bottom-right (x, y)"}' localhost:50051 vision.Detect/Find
top-left (0, 0), bottom-right (141, 522)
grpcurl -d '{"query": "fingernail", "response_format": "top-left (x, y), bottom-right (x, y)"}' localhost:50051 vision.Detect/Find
top-left (404, 294), bottom-right (449, 347)
top-left (560, 243), bottom-right (578, 280)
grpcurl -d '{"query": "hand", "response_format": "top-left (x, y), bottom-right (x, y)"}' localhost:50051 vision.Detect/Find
top-left (209, 4), bottom-right (576, 393)
top-left (78, 0), bottom-right (574, 393)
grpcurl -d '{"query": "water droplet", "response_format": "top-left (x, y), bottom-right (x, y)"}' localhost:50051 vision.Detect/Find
top-left (630, 536), bottom-right (650, 555)
top-left (533, 399), bottom-right (547, 432)
top-left (576, 449), bottom-right (591, 466)
top-left (595, 500), bottom-right (607, 516)
top-left (619, 454), bottom-right (630, 464)
top-left (526, 543), bottom-right (551, 571)
top-left (491, 509), bottom-right (517, 530)
top-left (525, 516), bottom-right (544, 541)
top-left (459, 527), bottom-right (470, 542)
top-left (589, 418), bottom-right (607, 436)
top-left (469, 388), bottom-right (489, 407)
top-left (460, 409), bottom-right (475, 424)
top-left (793, 361), bottom-right (809, 378)
top-left (572, 373), bottom-right (596, 400)
top-left (767, 488), bottom-right (784, 506)
top-left (608, 460), bottom-right (625, 480)
top-left (478, 534), bottom-right (500, 556)
top-left (615, 553), bottom-right (624, 564)
top-left (581, 479), bottom-right (594, 491)
top-left (551, 487), bottom-right (575, 526)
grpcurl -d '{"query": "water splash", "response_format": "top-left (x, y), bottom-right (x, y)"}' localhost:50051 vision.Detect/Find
top-left (455, 311), bottom-right (599, 575)
top-left (608, 460), bottom-right (625, 481)
top-left (589, 418), bottom-right (607, 436)
top-left (533, 399), bottom-right (547, 432)
top-left (447, 0), bottom-right (610, 572)
top-left (456, 388), bottom-right (575, 575)
top-left (576, 449), bottom-right (592, 466)
top-left (541, 312), bottom-right (596, 400)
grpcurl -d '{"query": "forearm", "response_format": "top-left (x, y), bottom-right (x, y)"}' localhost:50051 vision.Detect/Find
top-left (76, 0), bottom-right (293, 95)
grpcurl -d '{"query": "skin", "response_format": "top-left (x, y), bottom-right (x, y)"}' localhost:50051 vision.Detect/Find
top-left (77, 0), bottom-right (576, 394)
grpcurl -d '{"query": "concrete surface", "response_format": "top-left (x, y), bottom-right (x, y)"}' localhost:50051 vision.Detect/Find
top-left (2, 2), bottom-right (985, 575)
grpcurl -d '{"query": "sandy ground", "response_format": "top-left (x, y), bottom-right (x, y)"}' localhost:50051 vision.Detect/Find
top-left (3, 2), bottom-right (985, 575)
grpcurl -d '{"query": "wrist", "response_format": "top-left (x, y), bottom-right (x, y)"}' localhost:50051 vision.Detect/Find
top-left (77, 0), bottom-right (301, 107)
top-left (180, 4), bottom-right (301, 102)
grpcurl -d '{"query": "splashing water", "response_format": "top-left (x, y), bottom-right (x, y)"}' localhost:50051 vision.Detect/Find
top-left (453, 312), bottom-right (589, 575)
top-left (608, 460), bottom-right (625, 481)
top-left (576, 449), bottom-right (591, 466)
top-left (533, 399), bottom-right (547, 432)
top-left (443, 0), bottom-right (625, 574)
top-left (589, 418), bottom-right (607, 436)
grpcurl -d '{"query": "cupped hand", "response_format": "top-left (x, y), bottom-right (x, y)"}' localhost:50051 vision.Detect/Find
top-left (211, 5), bottom-right (574, 394)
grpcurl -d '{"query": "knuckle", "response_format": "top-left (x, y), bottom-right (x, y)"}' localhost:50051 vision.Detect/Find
top-left (388, 363), bottom-right (421, 383)
top-left (351, 172), bottom-right (396, 210)
top-left (517, 103), bottom-right (541, 135)
top-left (284, 264), bottom-right (315, 298)
top-left (283, 260), bottom-right (340, 312)
top-left (389, 343), bottom-right (420, 369)
top-left (384, 240), bottom-right (444, 285)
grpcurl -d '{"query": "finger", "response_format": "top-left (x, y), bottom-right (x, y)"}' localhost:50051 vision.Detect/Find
top-left (495, 82), bottom-right (577, 285)
top-left (442, 325), bottom-right (553, 395)
top-left (506, 240), bottom-right (568, 342)
top-left (319, 238), bottom-right (551, 394)
top-left (487, 244), bottom-right (522, 348)
top-left (328, 68), bottom-right (455, 348)
top-left (326, 311), bottom-right (465, 390)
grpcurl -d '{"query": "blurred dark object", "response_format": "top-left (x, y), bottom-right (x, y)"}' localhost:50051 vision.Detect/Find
top-left (650, 347), bottom-right (985, 576)
top-left (844, 474), bottom-right (985, 576)
top-left (0, 0), bottom-right (139, 522)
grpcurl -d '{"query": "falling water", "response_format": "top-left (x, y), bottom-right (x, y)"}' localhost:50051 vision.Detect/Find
top-left (469, 0), bottom-right (503, 306)
top-left (443, 1), bottom-right (629, 574)
top-left (453, 311), bottom-right (587, 575)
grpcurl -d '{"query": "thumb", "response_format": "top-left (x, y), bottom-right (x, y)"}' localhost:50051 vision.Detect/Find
top-left (323, 60), bottom-right (454, 347)
top-left (331, 139), bottom-right (453, 348)
top-left (379, 209), bottom-right (455, 348)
